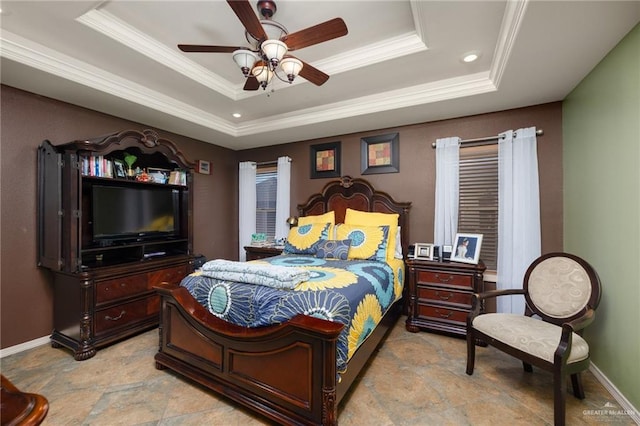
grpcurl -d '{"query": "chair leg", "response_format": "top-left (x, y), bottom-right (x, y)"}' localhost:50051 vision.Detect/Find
top-left (466, 329), bottom-right (476, 375)
top-left (553, 371), bottom-right (567, 426)
top-left (571, 373), bottom-right (585, 399)
top-left (523, 361), bottom-right (533, 372)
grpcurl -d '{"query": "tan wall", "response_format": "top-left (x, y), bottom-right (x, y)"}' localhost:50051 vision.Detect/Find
top-left (238, 102), bottom-right (564, 252)
top-left (0, 85), bottom-right (237, 348)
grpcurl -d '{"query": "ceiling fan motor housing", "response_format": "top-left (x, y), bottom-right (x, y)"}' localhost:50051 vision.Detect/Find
top-left (257, 1), bottom-right (277, 19)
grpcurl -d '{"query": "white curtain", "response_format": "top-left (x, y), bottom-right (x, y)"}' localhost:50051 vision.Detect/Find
top-left (434, 137), bottom-right (461, 248)
top-left (238, 161), bottom-right (257, 261)
top-left (275, 156), bottom-right (291, 241)
top-left (497, 127), bottom-right (541, 313)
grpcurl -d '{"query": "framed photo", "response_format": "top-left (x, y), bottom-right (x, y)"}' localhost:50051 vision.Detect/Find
top-left (113, 159), bottom-right (126, 178)
top-left (197, 160), bottom-right (211, 175)
top-left (414, 243), bottom-right (434, 260)
top-left (361, 132), bottom-right (399, 175)
top-left (148, 167), bottom-right (170, 184)
top-left (310, 141), bottom-right (341, 179)
top-left (451, 233), bottom-right (483, 264)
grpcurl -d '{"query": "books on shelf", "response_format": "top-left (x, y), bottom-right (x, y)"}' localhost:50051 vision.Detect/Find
top-left (81, 156), bottom-right (113, 178)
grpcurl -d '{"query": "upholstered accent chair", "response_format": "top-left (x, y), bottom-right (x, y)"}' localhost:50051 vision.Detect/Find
top-left (466, 253), bottom-right (601, 426)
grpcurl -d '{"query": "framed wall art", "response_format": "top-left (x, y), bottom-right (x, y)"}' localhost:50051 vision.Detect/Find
top-left (361, 132), bottom-right (399, 175)
top-left (451, 233), bottom-right (483, 264)
top-left (197, 160), bottom-right (211, 175)
top-left (310, 141), bottom-right (341, 179)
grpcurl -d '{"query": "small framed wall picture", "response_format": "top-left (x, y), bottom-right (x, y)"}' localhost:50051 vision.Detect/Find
top-left (197, 160), bottom-right (211, 175)
top-left (451, 233), bottom-right (483, 264)
top-left (413, 243), bottom-right (434, 260)
top-left (361, 132), bottom-right (399, 175)
top-left (310, 141), bottom-right (341, 179)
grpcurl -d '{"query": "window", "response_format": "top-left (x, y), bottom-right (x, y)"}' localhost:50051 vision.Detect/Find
top-left (458, 144), bottom-right (498, 270)
top-left (256, 165), bottom-right (277, 239)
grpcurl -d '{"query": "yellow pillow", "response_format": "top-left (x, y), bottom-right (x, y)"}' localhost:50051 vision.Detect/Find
top-left (344, 208), bottom-right (399, 263)
top-left (298, 211), bottom-right (335, 226)
top-left (336, 224), bottom-right (389, 261)
top-left (284, 222), bottom-right (331, 255)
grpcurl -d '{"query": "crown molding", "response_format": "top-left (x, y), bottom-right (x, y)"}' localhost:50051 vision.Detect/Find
top-left (235, 72), bottom-right (496, 136)
top-left (0, 30), bottom-right (237, 135)
top-left (490, 0), bottom-right (529, 87)
top-left (76, 8), bottom-right (241, 100)
top-left (1, 27), bottom-right (495, 140)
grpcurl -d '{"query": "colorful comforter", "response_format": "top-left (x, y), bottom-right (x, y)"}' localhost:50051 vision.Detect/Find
top-left (180, 254), bottom-right (405, 374)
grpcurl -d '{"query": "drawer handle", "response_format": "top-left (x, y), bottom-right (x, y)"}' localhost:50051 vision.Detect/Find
top-left (105, 310), bottom-right (126, 321)
top-left (435, 274), bottom-right (453, 283)
top-left (436, 291), bottom-right (452, 301)
top-left (436, 309), bottom-right (453, 319)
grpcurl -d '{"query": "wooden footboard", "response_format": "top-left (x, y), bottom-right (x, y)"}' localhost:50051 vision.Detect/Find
top-left (154, 283), bottom-right (402, 425)
top-left (154, 283), bottom-right (344, 425)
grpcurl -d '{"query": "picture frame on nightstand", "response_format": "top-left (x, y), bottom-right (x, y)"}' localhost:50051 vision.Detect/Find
top-left (451, 233), bottom-right (483, 264)
top-left (413, 243), bottom-right (434, 260)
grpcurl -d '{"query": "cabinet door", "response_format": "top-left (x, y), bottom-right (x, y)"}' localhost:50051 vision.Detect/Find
top-left (37, 140), bottom-right (62, 270)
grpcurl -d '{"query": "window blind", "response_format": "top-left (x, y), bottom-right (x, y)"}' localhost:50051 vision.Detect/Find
top-left (256, 166), bottom-right (277, 238)
top-left (458, 145), bottom-right (498, 270)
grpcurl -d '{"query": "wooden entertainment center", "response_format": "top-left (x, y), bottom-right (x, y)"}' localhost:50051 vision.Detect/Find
top-left (37, 129), bottom-right (195, 360)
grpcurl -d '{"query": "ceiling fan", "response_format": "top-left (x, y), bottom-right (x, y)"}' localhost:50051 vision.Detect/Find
top-left (178, 0), bottom-right (348, 91)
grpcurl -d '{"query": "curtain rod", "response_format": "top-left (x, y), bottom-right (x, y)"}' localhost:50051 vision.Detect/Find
top-left (431, 129), bottom-right (544, 148)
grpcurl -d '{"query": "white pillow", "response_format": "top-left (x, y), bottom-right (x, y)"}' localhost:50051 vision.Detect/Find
top-left (394, 226), bottom-right (403, 259)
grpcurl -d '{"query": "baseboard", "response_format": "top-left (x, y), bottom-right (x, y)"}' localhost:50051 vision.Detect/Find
top-left (0, 335), bottom-right (50, 359)
top-left (589, 363), bottom-right (640, 424)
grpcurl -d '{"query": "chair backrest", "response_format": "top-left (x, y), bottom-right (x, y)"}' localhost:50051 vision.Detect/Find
top-left (524, 252), bottom-right (602, 324)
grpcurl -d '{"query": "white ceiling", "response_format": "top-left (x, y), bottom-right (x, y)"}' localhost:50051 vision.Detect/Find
top-left (1, 1), bottom-right (638, 150)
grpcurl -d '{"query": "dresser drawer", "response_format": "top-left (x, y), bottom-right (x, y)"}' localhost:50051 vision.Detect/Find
top-left (148, 265), bottom-right (188, 287)
top-left (94, 296), bottom-right (158, 335)
top-left (417, 304), bottom-right (468, 325)
top-left (417, 287), bottom-right (472, 306)
top-left (416, 270), bottom-right (473, 289)
top-left (96, 273), bottom-right (148, 304)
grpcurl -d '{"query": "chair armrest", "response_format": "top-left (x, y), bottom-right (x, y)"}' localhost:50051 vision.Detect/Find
top-left (473, 288), bottom-right (525, 301)
top-left (554, 308), bottom-right (596, 364)
top-left (468, 289), bottom-right (526, 324)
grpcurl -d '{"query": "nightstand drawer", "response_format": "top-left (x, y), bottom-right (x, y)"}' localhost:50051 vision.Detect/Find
top-left (416, 270), bottom-right (473, 289)
top-left (417, 287), bottom-right (472, 306)
top-left (417, 304), bottom-right (468, 325)
top-left (96, 274), bottom-right (148, 304)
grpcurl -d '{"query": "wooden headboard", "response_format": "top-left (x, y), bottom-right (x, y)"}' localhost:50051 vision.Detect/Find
top-left (297, 176), bottom-right (412, 257)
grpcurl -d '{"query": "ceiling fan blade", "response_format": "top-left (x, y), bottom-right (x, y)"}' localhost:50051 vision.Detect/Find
top-left (178, 44), bottom-right (244, 53)
top-left (283, 18), bottom-right (348, 51)
top-left (227, 0), bottom-right (267, 42)
top-left (298, 60), bottom-right (329, 86)
top-left (243, 76), bottom-right (260, 91)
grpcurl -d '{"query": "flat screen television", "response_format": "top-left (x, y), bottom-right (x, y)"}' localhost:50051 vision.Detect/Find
top-left (91, 185), bottom-right (180, 244)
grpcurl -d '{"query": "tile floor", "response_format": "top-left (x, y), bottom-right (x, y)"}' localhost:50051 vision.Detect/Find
top-left (1, 317), bottom-right (635, 425)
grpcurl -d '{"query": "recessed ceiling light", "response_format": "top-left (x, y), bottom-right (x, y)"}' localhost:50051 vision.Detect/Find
top-left (462, 52), bottom-right (480, 63)
top-left (232, 113), bottom-right (242, 118)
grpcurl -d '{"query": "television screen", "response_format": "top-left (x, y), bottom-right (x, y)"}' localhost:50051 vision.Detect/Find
top-left (92, 185), bottom-right (178, 241)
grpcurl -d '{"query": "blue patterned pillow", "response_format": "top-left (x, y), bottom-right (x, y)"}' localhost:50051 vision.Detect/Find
top-left (315, 239), bottom-right (352, 260)
top-left (336, 224), bottom-right (389, 262)
top-left (284, 222), bottom-right (331, 255)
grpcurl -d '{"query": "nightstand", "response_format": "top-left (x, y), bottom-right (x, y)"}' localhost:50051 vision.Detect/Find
top-left (405, 258), bottom-right (485, 339)
top-left (244, 246), bottom-right (283, 261)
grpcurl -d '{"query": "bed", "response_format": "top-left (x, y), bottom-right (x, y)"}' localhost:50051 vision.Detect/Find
top-left (154, 176), bottom-right (411, 425)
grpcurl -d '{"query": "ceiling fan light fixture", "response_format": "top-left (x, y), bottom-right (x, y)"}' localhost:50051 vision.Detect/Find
top-left (251, 61), bottom-right (274, 89)
top-left (233, 50), bottom-right (259, 76)
top-left (261, 39), bottom-right (287, 67)
top-left (280, 56), bottom-right (303, 83)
